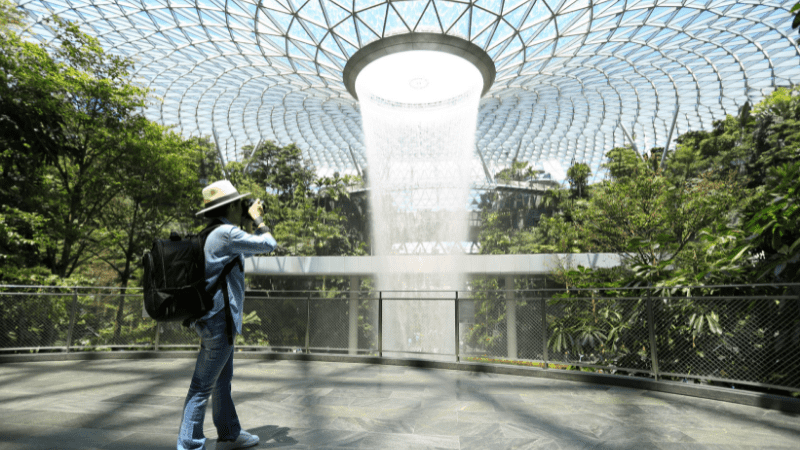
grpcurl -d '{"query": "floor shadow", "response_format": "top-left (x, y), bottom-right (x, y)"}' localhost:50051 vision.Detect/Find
top-left (248, 425), bottom-right (298, 448)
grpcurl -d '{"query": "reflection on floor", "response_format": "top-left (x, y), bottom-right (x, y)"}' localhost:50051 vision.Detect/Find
top-left (0, 358), bottom-right (798, 449)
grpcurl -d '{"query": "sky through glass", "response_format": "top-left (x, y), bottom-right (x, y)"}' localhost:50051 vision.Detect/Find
top-left (16, 0), bottom-right (800, 183)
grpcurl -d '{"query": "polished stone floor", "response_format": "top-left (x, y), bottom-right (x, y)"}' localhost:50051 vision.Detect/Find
top-left (0, 358), bottom-right (798, 449)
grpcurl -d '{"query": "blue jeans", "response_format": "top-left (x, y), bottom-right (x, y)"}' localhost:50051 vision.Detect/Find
top-left (177, 312), bottom-right (241, 450)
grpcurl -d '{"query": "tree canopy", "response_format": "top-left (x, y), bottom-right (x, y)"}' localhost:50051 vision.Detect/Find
top-left (1, 6), bottom-right (199, 286)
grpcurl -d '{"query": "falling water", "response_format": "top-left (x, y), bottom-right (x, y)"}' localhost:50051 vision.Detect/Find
top-left (357, 51), bottom-right (482, 360)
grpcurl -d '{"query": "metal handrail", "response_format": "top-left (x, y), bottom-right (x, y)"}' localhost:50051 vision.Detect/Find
top-left (4, 283), bottom-right (798, 292)
top-left (0, 285), bottom-right (143, 290)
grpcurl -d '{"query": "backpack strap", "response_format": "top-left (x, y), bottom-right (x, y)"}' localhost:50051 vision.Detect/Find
top-left (199, 220), bottom-right (244, 346)
top-left (216, 257), bottom-right (243, 346)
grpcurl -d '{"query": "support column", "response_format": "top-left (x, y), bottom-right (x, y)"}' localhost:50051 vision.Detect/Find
top-left (660, 106), bottom-right (680, 169)
top-left (619, 123), bottom-right (639, 155)
top-left (349, 276), bottom-right (360, 355)
top-left (505, 275), bottom-right (517, 359)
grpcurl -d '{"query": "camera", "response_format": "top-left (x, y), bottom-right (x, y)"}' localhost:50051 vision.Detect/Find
top-left (241, 198), bottom-right (274, 232)
top-left (241, 198), bottom-right (259, 221)
top-left (241, 197), bottom-right (256, 213)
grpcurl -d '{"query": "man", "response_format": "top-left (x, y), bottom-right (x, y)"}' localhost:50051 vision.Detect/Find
top-left (178, 180), bottom-right (277, 450)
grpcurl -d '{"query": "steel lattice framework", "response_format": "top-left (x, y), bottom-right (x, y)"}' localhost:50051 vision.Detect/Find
top-left (17, 0), bottom-right (800, 182)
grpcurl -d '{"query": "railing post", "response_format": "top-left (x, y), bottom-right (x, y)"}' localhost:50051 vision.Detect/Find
top-left (348, 276), bottom-right (359, 355)
top-left (646, 288), bottom-right (660, 381)
top-left (454, 291), bottom-right (459, 363)
top-left (154, 324), bottom-right (160, 351)
top-left (506, 276), bottom-right (517, 360)
top-left (378, 291), bottom-right (383, 358)
top-left (540, 296), bottom-right (548, 369)
top-left (65, 289), bottom-right (79, 353)
top-left (305, 293), bottom-right (311, 354)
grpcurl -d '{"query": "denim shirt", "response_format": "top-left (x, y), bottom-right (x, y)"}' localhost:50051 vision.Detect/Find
top-left (200, 217), bottom-right (277, 335)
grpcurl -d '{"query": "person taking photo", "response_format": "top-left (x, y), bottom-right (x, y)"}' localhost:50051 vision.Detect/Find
top-left (178, 180), bottom-right (277, 450)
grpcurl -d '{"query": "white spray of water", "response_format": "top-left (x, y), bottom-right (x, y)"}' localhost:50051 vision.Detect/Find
top-left (357, 51), bottom-right (482, 359)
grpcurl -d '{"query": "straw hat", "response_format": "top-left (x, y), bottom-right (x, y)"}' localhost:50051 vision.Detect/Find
top-left (196, 180), bottom-right (251, 216)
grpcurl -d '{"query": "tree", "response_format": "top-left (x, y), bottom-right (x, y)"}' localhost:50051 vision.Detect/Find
top-left (239, 140), bottom-right (364, 257)
top-left (566, 162), bottom-right (591, 199)
top-left (0, 5), bottom-right (64, 283)
top-left (89, 121), bottom-right (202, 341)
top-left (494, 160), bottom-right (540, 184)
top-left (477, 161), bottom-right (570, 255)
top-left (748, 87), bottom-right (800, 188)
top-left (578, 169), bottom-right (738, 276)
top-left (603, 145), bottom-right (644, 180)
top-left (0, 206), bottom-right (54, 284)
top-left (0, 0), bottom-right (23, 33)
top-left (1, 12), bottom-right (151, 279)
top-left (725, 162), bottom-right (800, 283)
top-left (665, 130), bottom-right (716, 182)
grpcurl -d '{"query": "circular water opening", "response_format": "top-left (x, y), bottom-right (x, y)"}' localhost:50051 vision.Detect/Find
top-left (355, 50), bottom-right (483, 106)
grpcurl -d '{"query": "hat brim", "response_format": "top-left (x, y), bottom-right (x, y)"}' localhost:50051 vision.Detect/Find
top-left (196, 192), bottom-right (251, 216)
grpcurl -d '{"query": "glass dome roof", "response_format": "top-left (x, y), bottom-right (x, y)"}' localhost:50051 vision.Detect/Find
top-left (17, 0), bottom-right (800, 182)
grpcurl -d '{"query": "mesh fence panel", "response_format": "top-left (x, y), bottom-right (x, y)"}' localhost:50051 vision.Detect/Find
top-left (381, 292), bottom-right (456, 359)
top-left (308, 291), bottom-right (380, 355)
top-left (654, 289), bottom-right (800, 389)
top-left (309, 295), bottom-right (349, 353)
top-left (1, 285), bottom-right (798, 392)
top-left (459, 292), bottom-right (548, 363)
top-left (0, 292), bottom-right (72, 351)
top-left (243, 293), bottom-right (307, 351)
top-left (459, 291), bottom-right (508, 359)
top-left (155, 322), bottom-right (198, 348)
top-left (71, 293), bottom-right (158, 349)
top-left (360, 296), bottom-right (380, 354)
top-left (516, 293), bottom-right (546, 362)
top-left (542, 290), bottom-right (653, 374)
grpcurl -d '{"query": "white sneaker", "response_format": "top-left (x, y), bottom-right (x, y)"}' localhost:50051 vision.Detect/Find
top-left (216, 430), bottom-right (259, 450)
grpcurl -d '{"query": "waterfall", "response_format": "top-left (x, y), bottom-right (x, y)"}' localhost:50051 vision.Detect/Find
top-left (357, 51), bottom-right (482, 359)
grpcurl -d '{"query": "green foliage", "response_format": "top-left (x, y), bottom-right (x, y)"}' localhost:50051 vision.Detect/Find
top-left (494, 160), bottom-right (540, 183)
top-left (470, 87), bottom-right (800, 369)
top-left (233, 140), bottom-right (365, 258)
top-left (236, 310), bottom-right (270, 347)
top-left (547, 290), bottom-right (647, 369)
top-left (745, 162), bottom-right (800, 281)
top-left (0, 206), bottom-right (52, 283)
top-left (749, 87), bottom-right (800, 186)
top-left (464, 277), bottom-right (508, 354)
top-left (603, 145), bottom-right (645, 180)
top-left (93, 122), bottom-right (202, 286)
top-left (578, 169), bottom-right (738, 275)
top-left (467, 269), bottom-right (652, 368)
top-left (521, 215), bottom-right (587, 254)
top-left (0, 0), bottom-right (24, 33)
top-left (1, 11), bottom-right (153, 281)
top-left (566, 162), bottom-right (591, 199)
top-left (663, 87), bottom-right (800, 285)
top-left (477, 161), bottom-right (589, 256)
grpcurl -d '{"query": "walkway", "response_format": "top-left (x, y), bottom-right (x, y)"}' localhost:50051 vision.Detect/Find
top-left (0, 358), bottom-right (798, 449)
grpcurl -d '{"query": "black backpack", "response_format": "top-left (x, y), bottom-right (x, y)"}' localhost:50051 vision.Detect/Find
top-left (142, 220), bottom-right (241, 344)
